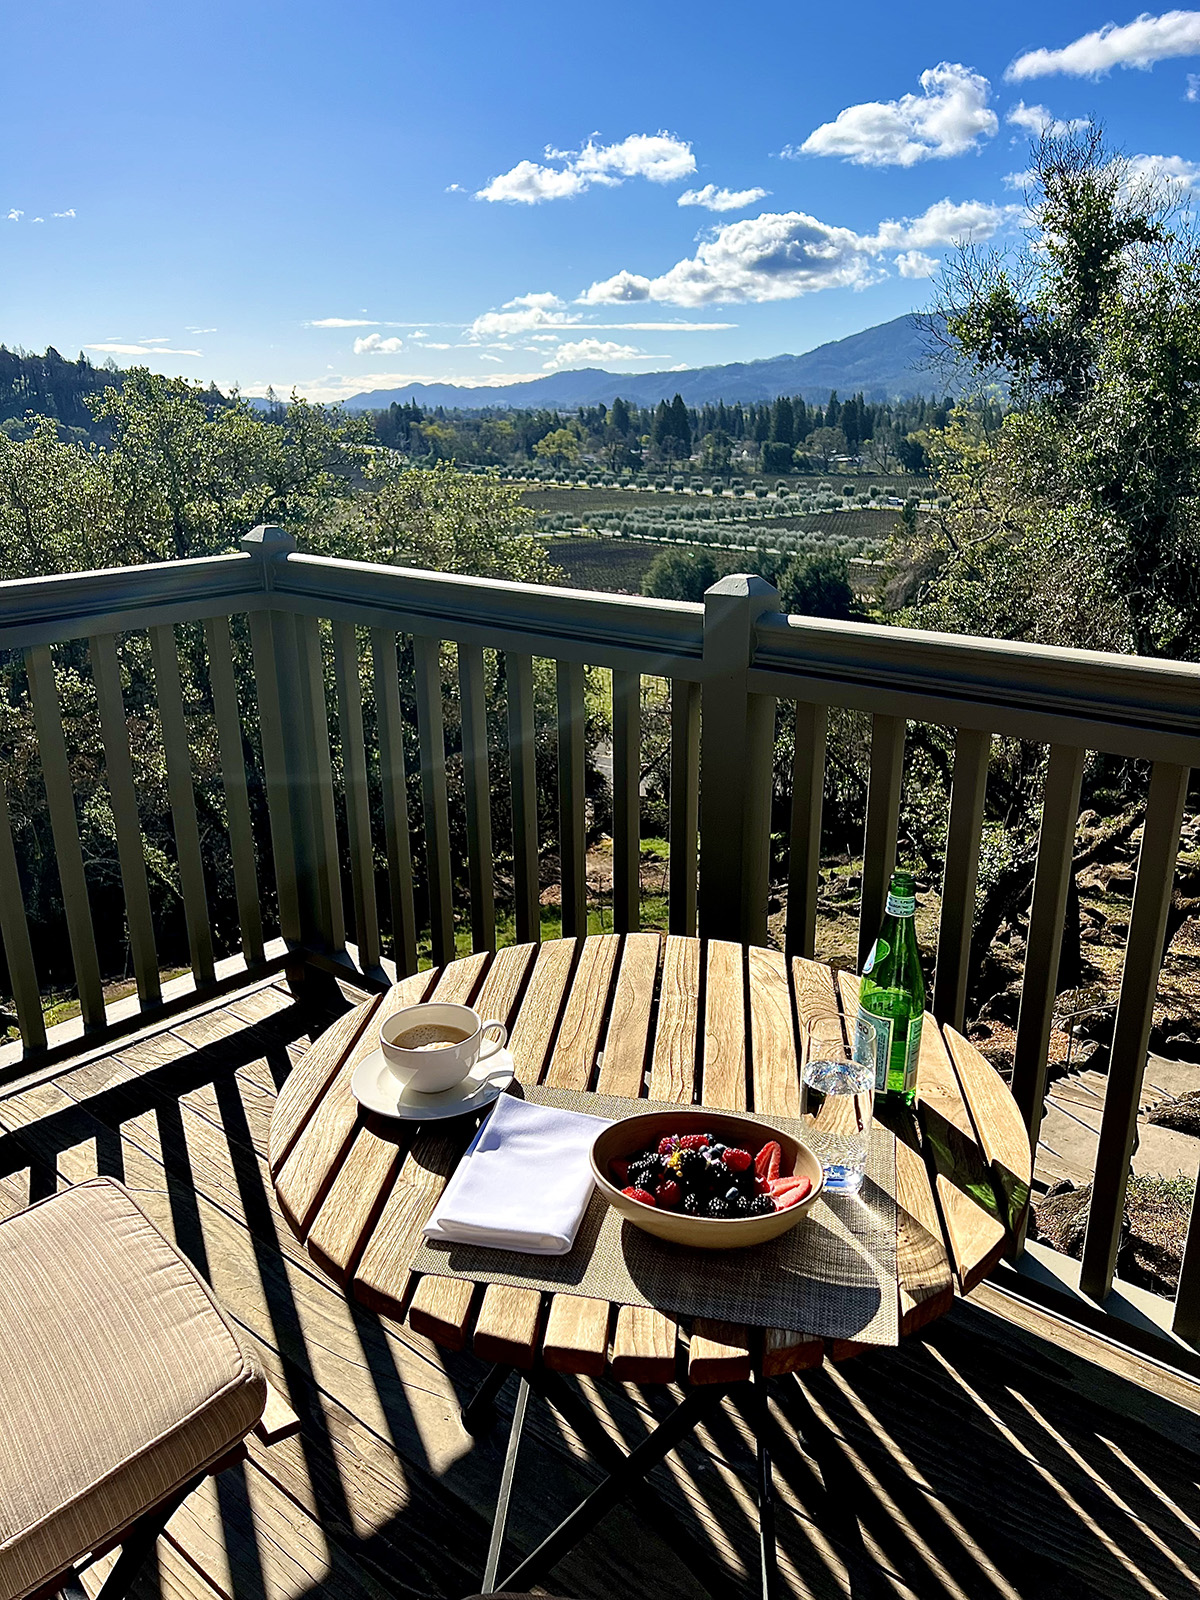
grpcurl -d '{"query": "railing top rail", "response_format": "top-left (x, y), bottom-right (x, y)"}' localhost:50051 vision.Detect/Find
top-left (272, 552), bottom-right (706, 673)
top-left (756, 611), bottom-right (1200, 750)
top-left (0, 552), bottom-right (260, 650)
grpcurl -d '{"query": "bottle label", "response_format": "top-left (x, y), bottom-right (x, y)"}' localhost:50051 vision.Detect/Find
top-left (885, 891), bottom-right (916, 917)
top-left (853, 1006), bottom-right (894, 1092)
top-left (902, 1010), bottom-right (923, 1091)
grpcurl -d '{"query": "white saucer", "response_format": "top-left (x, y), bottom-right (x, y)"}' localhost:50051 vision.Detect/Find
top-left (350, 1047), bottom-right (515, 1121)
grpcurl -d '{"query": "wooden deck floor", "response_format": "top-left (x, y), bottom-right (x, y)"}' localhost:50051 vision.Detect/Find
top-left (3, 974), bottom-right (1200, 1600)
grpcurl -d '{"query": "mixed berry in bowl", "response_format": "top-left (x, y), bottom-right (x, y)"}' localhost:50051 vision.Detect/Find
top-left (611, 1130), bottom-right (813, 1218)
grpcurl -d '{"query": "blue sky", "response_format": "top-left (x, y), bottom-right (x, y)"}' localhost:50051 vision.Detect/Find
top-left (4, 1), bottom-right (1200, 400)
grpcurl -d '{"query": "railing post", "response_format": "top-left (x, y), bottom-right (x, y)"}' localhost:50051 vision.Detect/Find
top-left (698, 575), bottom-right (780, 945)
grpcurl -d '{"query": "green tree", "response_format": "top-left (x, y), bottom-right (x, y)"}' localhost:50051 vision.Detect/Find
top-left (534, 426), bottom-right (580, 467)
top-left (776, 552), bottom-right (855, 619)
top-left (640, 548), bottom-right (717, 602)
top-left (922, 127), bottom-right (1200, 658)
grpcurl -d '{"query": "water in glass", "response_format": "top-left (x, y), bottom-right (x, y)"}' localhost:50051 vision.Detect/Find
top-left (802, 1052), bottom-right (874, 1195)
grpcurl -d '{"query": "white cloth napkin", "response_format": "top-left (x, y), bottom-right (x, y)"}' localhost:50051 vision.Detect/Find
top-left (422, 1094), bottom-right (612, 1256)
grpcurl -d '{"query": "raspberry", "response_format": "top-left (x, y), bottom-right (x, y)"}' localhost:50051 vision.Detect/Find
top-left (678, 1133), bottom-right (709, 1150)
top-left (657, 1135), bottom-right (678, 1156)
top-left (622, 1186), bottom-right (656, 1206)
top-left (610, 1159), bottom-right (630, 1185)
top-left (754, 1141), bottom-right (782, 1181)
top-left (657, 1178), bottom-right (681, 1209)
top-left (721, 1147), bottom-right (753, 1172)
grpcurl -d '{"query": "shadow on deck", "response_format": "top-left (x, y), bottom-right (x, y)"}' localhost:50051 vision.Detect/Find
top-left (2, 975), bottom-right (1199, 1600)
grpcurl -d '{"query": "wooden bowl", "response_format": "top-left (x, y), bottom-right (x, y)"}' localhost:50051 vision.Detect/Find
top-left (590, 1108), bottom-right (823, 1250)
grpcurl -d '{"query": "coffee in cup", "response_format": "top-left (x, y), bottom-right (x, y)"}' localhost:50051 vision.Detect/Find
top-left (378, 1001), bottom-right (508, 1095)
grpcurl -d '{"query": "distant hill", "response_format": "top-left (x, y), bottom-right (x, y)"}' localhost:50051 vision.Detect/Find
top-left (341, 313), bottom-right (955, 412)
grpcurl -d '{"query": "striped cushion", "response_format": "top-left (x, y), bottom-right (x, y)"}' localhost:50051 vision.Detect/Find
top-left (0, 1178), bottom-right (265, 1600)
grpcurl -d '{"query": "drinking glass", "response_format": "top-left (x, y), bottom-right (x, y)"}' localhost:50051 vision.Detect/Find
top-left (801, 1017), bottom-right (874, 1195)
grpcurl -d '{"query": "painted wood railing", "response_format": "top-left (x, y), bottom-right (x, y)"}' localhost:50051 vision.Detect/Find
top-left (1, 527), bottom-right (1199, 1359)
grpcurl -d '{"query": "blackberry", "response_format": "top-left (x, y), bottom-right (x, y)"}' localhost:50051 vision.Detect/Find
top-left (706, 1197), bottom-right (730, 1218)
top-left (729, 1195), bottom-right (755, 1215)
top-left (676, 1148), bottom-right (704, 1178)
top-left (682, 1193), bottom-right (701, 1215)
top-left (748, 1194), bottom-right (775, 1216)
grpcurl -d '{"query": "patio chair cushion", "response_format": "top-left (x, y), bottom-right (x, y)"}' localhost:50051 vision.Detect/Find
top-left (0, 1177), bottom-right (266, 1600)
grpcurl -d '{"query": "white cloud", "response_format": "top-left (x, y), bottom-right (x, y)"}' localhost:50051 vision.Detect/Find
top-left (86, 342), bottom-right (203, 357)
top-left (580, 197), bottom-right (1013, 308)
top-left (307, 317), bottom-right (378, 328)
top-left (468, 291), bottom-right (579, 337)
top-left (186, 326), bottom-right (217, 333)
top-left (477, 131), bottom-right (695, 202)
top-left (1010, 11), bottom-right (1200, 79)
top-left (1006, 100), bottom-right (1091, 135)
top-left (1125, 151), bottom-right (1200, 189)
top-left (52, 208), bottom-right (75, 218)
top-left (797, 63), bottom-right (998, 167)
top-left (895, 250), bottom-right (939, 278)
top-left (677, 184), bottom-right (769, 211)
top-left (479, 353), bottom-right (504, 362)
top-left (541, 339), bottom-right (651, 369)
top-left (353, 333), bottom-right (404, 354)
top-left (6, 210), bottom-right (21, 222)
top-left (1188, 70), bottom-right (1200, 95)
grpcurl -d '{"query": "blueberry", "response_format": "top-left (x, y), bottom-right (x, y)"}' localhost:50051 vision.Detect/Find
top-left (725, 1185), bottom-right (741, 1204)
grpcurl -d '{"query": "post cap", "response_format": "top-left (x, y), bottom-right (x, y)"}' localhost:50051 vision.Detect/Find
top-left (239, 524), bottom-right (296, 558)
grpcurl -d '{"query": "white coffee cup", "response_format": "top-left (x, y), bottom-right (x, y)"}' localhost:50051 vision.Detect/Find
top-left (378, 1001), bottom-right (508, 1095)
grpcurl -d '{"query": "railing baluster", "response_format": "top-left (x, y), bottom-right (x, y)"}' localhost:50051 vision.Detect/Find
top-left (294, 615), bottom-right (345, 953)
top-left (857, 713), bottom-right (906, 971)
top-left (149, 624), bottom-right (216, 985)
top-left (371, 629), bottom-right (419, 976)
top-left (668, 678), bottom-right (699, 938)
top-left (933, 728), bottom-right (991, 1031)
top-left (612, 669), bottom-right (641, 933)
top-left (0, 779), bottom-right (47, 1050)
top-left (247, 611), bottom-right (302, 944)
top-left (1010, 744), bottom-right (1086, 1147)
top-left (1081, 760), bottom-right (1189, 1301)
top-left (414, 635), bottom-right (455, 965)
top-left (202, 616), bottom-right (264, 966)
top-left (556, 659), bottom-right (587, 939)
top-left (332, 622), bottom-right (381, 973)
top-left (89, 633), bottom-right (161, 1006)
top-left (25, 644), bottom-right (105, 1029)
top-left (506, 651), bottom-right (540, 945)
top-left (460, 643), bottom-right (496, 952)
top-left (786, 701), bottom-right (826, 961)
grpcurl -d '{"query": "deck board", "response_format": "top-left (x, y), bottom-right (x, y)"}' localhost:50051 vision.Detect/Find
top-left (3, 972), bottom-right (1200, 1600)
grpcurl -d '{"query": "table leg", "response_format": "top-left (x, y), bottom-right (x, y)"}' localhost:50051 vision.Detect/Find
top-left (461, 1360), bottom-right (513, 1437)
top-left (496, 1380), bottom-right (729, 1594)
top-left (480, 1375), bottom-right (530, 1594)
top-left (750, 1368), bottom-right (780, 1600)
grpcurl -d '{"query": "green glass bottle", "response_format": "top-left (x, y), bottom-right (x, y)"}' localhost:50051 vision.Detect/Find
top-left (853, 869), bottom-right (925, 1106)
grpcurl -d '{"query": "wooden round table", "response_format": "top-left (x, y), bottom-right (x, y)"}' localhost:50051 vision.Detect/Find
top-left (268, 933), bottom-right (1031, 1383)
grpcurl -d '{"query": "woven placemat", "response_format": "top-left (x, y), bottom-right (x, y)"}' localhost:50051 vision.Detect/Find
top-left (410, 1087), bottom-right (899, 1346)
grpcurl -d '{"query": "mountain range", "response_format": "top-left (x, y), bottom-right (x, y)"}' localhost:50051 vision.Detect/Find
top-left (340, 313), bottom-right (957, 412)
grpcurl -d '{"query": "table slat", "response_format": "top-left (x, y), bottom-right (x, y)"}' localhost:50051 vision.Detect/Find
top-left (943, 1025), bottom-right (1032, 1240)
top-left (702, 938), bottom-right (747, 1111)
top-left (274, 973), bottom-right (433, 1233)
top-left (507, 938), bottom-right (579, 1081)
top-left (597, 933), bottom-right (660, 1096)
top-left (648, 935), bottom-right (700, 1102)
top-left (544, 933), bottom-right (620, 1089)
top-left (610, 1306), bottom-right (677, 1384)
top-left (304, 956), bottom-right (495, 1279)
top-left (268, 996), bottom-right (383, 1175)
top-left (407, 1275), bottom-right (477, 1351)
top-left (474, 1284), bottom-right (543, 1369)
top-left (543, 1295), bottom-right (611, 1376)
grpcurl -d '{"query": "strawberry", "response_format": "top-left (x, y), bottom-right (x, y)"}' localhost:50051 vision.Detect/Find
top-left (657, 1135), bottom-right (678, 1156)
top-left (656, 1178), bottom-right (681, 1209)
top-left (610, 1159), bottom-right (630, 1185)
top-left (773, 1178), bottom-right (812, 1211)
top-left (755, 1141), bottom-right (782, 1181)
top-left (622, 1186), bottom-right (656, 1206)
top-left (721, 1147), bottom-right (752, 1172)
top-left (768, 1175), bottom-right (808, 1195)
top-left (678, 1133), bottom-right (709, 1150)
